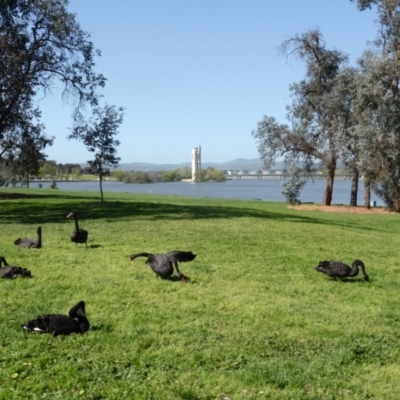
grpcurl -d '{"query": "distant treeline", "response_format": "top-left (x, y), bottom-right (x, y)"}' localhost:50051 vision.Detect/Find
top-left (0, 161), bottom-right (226, 186)
top-left (114, 166), bottom-right (226, 183)
top-left (0, 160), bottom-right (91, 186)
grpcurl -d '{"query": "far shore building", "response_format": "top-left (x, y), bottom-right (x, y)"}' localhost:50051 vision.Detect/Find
top-left (192, 145), bottom-right (201, 181)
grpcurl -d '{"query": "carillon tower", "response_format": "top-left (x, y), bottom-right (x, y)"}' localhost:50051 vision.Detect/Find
top-left (192, 145), bottom-right (201, 181)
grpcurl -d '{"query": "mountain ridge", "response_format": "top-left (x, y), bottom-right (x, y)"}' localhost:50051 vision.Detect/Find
top-left (114, 158), bottom-right (276, 172)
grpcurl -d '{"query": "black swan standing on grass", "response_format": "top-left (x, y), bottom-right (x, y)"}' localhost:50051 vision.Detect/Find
top-left (21, 301), bottom-right (89, 336)
top-left (67, 212), bottom-right (88, 246)
top-left (130, 250), bottom-right (197, 282)
top-left (0, 256), bottom-right (32, 279)
top-left (14, 226), bottom-right (42, 248)
top-left (315, 259), bottom-right (369, 281)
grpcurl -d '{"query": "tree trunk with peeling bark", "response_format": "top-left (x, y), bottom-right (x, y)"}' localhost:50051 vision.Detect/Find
top-left (364, 180), bottom-right (371, 209)
top-left (349, 167), bottom-right (359, 207)
top-left (323, 164), bottom-right (336, 205)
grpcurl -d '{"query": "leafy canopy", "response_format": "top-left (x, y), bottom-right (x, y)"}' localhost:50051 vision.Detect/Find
top-left (0, 0), bottom-right (106, 161)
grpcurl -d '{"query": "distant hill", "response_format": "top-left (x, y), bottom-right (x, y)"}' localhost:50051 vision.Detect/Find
top-left (114, 158), bottom-right (282, 172)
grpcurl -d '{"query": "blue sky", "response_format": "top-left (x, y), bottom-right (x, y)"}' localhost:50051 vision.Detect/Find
top-left (39, 0), bottom-right (377, 165)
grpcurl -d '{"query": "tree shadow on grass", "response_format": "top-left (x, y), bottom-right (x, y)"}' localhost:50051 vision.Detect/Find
top-left (0, 191), bottom-right (92, 201)
top-left (0, 190), bottom-right (369, 231)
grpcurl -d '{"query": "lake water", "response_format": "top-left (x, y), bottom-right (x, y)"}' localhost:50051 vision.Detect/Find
top-left (29, 177), bottom-right (384, 206)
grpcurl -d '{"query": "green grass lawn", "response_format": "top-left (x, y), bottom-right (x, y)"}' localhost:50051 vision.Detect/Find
top-left (1, 187), bottom-right (400, 399)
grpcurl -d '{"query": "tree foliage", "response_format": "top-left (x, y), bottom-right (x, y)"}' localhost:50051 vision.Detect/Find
top-left (69, 104), bottom-right (124, 202)
top-left (125, 171), bottom-right (158, 184)
top-left (253, 2), bottom-right (400, 211)
top-left (162, 167), bottom-right (192, 182)
top-left (10, 128), bottom-right (52, 187)
top-left (282, 166), bottom-right (307, 205)
top-left (253, 29), bottom-right (348, 206)
top-left (350, 0), bottom-right (400, 211)
top-left (198, 167), bottom-right (226, 182)
top-left (0, 0), bottom-right (106, 161)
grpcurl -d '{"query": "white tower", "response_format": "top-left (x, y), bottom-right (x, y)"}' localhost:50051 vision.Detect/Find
top-left (192, 145), bottom-right (201, 181)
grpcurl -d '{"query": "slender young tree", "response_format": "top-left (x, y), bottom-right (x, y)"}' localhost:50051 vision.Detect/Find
top-left (69, 104), bottom-right (125, 202)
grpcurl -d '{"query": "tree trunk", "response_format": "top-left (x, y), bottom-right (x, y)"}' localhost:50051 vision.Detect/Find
top-left (322, 163), bottom-right (336, 205)
top-left (364, 179), bottom-right (371, 209)
top-left (393, 188), bottom-right (400, 212)
top-left (99, 172), bottom-right (104, 203)
top-left (349, 167), bottom-right (359, 207)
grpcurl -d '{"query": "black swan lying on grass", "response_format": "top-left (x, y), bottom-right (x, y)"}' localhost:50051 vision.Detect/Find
top-left (0, 256), bottom-right (32, 279)
top-left (21, 301), bottom-right (89, 336)
top-left (315, 259), bottom-right (369, 281)
top-left (130, 250), bottom-right (196, 282)
top-left (67, 212), bottom-right (88, 247)
top-left (14, 226), bottom-right (42, 248)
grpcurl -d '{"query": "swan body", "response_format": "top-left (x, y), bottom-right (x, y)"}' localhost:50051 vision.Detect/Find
top-left (14, 226), bottom-right (42, 248)
top-left (21, 301), bottom-right (89, 336)
top-left (67, 212), bottom-right (88, 246)
top-left (130, 250), bottom-right (196, 282)
top-left (315, 259), bottom-right (369, 281)
top-left (0, 256), bottom-right (32, 279)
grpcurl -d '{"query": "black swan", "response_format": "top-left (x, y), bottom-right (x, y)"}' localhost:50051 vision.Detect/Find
top-left (315, 259), bottom-right (369, 281)
top-left (14, 226), bottom-right (42, 248)
top-left (66, 212), bottom-right (88, 246)
top-left (21, 301), bottom-right (90, 336)
top-left (0, 256), bottom-right (32, 279)
top-left (130, 250), bottom-right (197, 282)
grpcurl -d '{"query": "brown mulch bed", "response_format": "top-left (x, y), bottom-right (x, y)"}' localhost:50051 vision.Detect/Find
top-left (289, 204), bottom-right (393, 214)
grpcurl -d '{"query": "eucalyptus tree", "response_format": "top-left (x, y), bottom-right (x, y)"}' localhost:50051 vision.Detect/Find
top-left (253, 29), bottom-right (348, 205)
top-left (2, 104), bottom-right (53, 186)
top-left (0, 0), bottom-right (106, 161)
top-left (353, 50), bottom-right (400, 210)
top-left (39, 161), bottom-right (57, 178)
top-left (69, 104), bottom-right (124, 202)
top-left (11, 129), bottom-right (51, 187)
top-left (282, 164), bottom-right (307, 205)
top-left (285, 30), bottom-right (350, 206)
top-left (330, 66), bottom-right (366, 207)
top-left (351, 0), bottom-right (400, 211)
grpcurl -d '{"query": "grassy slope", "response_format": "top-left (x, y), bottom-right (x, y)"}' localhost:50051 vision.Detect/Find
top-left (1, 187), bottom-right (400, 399)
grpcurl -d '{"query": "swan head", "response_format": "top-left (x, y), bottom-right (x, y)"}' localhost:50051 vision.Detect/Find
top-left (315, 261), bottom-right (329, 271)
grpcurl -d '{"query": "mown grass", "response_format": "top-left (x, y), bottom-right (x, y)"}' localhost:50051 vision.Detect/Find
top-left (1, 187), bottom-right (400, 399)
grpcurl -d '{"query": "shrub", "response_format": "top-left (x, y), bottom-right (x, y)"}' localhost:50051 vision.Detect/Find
top-left (282, 167), bottom-right (307, 205)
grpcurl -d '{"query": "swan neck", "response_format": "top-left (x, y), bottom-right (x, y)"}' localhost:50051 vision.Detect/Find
top-left (73, 215), bottom-right (79, 230)
top-left (351, 260), bottom-right (366, 277)
top-left (130, 252), bottom-right (152, 260)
